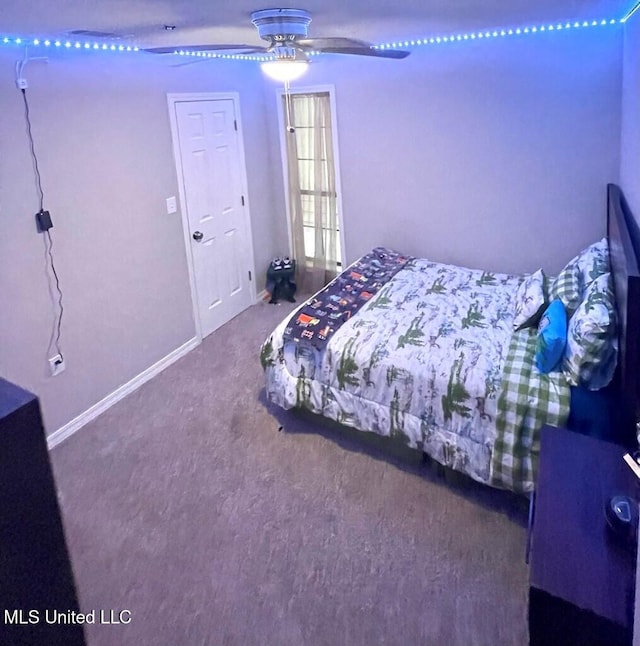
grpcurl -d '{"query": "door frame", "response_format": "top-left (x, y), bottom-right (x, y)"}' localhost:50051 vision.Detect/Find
top-left (167, 92), bottom-right (257, 341)
top-left (275, 84), bottom-right (347, 267)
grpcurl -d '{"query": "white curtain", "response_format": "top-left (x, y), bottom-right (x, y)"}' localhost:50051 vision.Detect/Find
top-left (285, 92), bottom-right (339, 293)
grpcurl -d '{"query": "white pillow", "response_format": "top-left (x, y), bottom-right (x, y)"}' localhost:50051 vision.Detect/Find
top-left (513, 269), bottom-right (546, 330)
top-left (549, 238), bottom-right (610, 316)
top-left (562, 272), bottom-right (617, 390)
top-left (575, 237), bottom-right (609, 287)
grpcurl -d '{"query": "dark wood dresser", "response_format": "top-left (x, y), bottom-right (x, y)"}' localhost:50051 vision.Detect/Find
top-left (529, 425), bottom-right (637, 646)
top-left (0, 378), bottom-right (85, 646)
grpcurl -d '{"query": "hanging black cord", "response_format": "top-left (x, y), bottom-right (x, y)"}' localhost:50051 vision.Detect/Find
top-left (21, 87), bottom-right (65, 360)
top-left (45, 230), bottom-right (65, 359)
top-left (21, 88), bottom-right (45, 212)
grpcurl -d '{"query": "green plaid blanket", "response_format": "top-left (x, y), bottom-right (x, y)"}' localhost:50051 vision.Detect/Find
top-left (491, 328), bottom-right (571, 493)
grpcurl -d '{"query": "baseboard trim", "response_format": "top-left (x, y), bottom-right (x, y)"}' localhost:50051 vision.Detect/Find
top-left (47, 336), bottom-right (200, 450)
top-left (256, 289), bottom-right (268, 302)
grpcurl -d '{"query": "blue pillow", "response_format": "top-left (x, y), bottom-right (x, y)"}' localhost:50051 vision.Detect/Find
top-left (535, 299), bottom-right (568, 373)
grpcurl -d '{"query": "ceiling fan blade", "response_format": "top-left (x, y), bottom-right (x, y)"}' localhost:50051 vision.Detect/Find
top-left (144, 44), bottom-right (266, 54)
top-left (310, 46), bottom-right (410, 59)
top-left (171, 59), bottom-right (212, 67)
top-left (297, 37), bottom-right (373, 49)
top-left (297, 37), bottom-right (409, 59)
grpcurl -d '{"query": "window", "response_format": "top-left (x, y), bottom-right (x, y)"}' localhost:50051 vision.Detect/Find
top-left (281, 89), bottom-right (342, 291)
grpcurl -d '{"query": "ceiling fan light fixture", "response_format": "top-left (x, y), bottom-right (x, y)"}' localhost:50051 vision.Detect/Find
top-left (260, 58), bottom-right (309, 82)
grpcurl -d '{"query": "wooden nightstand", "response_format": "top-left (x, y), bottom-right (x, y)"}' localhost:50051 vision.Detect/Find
top-left (528, 425), bottom-right (637, 646)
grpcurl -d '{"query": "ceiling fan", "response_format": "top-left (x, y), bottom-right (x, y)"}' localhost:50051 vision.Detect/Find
top-left (144, 8), bottom-right (410, 62)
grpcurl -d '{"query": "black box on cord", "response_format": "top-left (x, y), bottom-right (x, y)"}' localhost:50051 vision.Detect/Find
top-left (35, 210), bottom-right (53, 232)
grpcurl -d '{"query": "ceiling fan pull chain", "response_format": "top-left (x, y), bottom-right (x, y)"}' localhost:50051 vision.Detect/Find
top-left (284, 80), bottom-right (295, 133)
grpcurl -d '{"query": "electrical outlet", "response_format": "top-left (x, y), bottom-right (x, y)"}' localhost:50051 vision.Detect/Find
top-left (48, 354), bottom-right (65, 377)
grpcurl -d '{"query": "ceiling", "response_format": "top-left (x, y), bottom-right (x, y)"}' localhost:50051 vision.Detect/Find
top-left (0, 0), bottom-right (632, 50)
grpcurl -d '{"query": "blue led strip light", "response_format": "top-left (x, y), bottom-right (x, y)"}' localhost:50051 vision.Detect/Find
top-left (1, 36), bottom-right (140, 52)
top-left (0, 36), bottom-right (266, 60)
top-left (171, 50), bottom-right (270, 61)
top-left (0, 14), bottom-right (627, 60)
top-left (374, 18), bottom-right (620, 52)
top-left (622, 1), bottom-right (640, 22)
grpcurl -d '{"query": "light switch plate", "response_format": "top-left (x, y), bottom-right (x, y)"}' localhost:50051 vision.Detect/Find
top-left (166, 196), bottom-right (177, 214)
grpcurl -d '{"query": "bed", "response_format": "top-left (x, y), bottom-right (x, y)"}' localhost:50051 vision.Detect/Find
top-left (261, 184), bottom-right (640, 494)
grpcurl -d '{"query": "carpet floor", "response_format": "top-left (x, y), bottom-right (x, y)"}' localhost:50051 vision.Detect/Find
top-left (50, 298), bottom-right (530, 646)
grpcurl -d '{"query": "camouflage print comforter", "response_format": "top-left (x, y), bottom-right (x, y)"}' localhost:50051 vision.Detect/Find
top-left (261, 256), bottom-right (570, 491)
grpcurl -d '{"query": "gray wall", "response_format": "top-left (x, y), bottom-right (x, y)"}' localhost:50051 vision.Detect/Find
top-left (265, 26), bottom-right (623, 274)
top-left (0, 23), bottom-right (626, 435)
top-left (621, 11), bottom-right (640, 219)
top-left (0, 50), bottom-right (279, 433)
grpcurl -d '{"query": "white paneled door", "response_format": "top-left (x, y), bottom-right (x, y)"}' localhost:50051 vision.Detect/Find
top-left (174, 98), bottom-right (254, 338)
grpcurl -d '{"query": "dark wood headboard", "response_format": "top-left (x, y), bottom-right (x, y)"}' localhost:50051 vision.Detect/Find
top-left (607, 183), bottom-right (640, 436)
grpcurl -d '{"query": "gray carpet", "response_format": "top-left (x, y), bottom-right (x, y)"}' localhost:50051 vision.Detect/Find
top-left (51, 298), bottom-right (530, 646)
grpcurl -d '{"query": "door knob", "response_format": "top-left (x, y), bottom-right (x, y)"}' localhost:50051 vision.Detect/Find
top-left (192, 231), bottom-right (204, 242)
